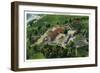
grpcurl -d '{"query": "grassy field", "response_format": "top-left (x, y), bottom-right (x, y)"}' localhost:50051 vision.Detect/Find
top-left (26, 14), bottom-right (89, 59)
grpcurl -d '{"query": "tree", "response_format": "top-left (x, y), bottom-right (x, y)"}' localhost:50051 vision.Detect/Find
top-left (64, 29), bottom-right (68, 34)
top-left (46, 24), bottom-right (51, 28)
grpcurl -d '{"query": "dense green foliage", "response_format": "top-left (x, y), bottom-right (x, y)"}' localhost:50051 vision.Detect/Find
top-left (26, 14), bottom-right (89, 59)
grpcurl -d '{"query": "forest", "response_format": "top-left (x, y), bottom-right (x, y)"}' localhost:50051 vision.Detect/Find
top-left (26, 13), bottom-right (89, 59)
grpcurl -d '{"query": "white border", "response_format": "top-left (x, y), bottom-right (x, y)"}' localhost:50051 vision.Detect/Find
top-left (18, 5), bottom-right (96, 68)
